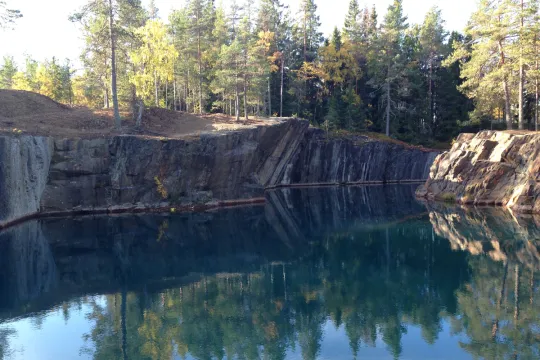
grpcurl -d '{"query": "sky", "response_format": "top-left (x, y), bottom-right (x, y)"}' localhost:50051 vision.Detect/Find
top-left (0, 0), bottom-right (477, 69)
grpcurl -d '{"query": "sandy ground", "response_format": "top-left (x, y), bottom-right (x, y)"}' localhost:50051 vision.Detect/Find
top-left (0, 90), bottom-right (272, 139)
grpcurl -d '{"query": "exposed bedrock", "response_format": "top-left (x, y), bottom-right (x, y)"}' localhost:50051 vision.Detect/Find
top-left (281, 128), bottom-right (438, 185)
top-left (0, 135), bottom-right (53, 223)
top-left (0, 120), bottom-right (438, 226)
top-left (417, 130), bottom-right (540, 213)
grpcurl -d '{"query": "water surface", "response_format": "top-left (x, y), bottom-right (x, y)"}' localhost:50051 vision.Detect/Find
top-left (0, 185), bottom-right (538, 359)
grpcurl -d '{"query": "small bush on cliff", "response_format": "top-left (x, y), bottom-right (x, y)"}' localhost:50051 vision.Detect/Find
top-left (154, 176), bottom-right (168, 199)
top-left (439, 193), bottom-right (457, 203)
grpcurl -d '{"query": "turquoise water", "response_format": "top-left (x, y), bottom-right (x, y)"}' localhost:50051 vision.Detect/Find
top-left (0, 186), bottom-right (538, 360)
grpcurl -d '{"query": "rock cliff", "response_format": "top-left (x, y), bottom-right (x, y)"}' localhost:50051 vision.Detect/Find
top-left (0, 120), bottom-right (438, 227)
top-left (281, 128), bottom-right (438, 185)
top-left (417, 130), bottom-right (540, 213)
top-left (0, 136), bottom-right (53, 224)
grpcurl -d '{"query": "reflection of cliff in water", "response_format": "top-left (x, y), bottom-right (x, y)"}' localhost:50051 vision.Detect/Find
top-left (0, 185), bottom-right (424, 316)
top-left (427, 204), bottom-right (540, 359)
top-left (428, 204), bottom-right (540, 268)
top-left (0, 186), bottom-right (539, 359)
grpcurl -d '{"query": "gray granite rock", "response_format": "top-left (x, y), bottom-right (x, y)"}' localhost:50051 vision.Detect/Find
top-left (0, 120), bottom-right (438, 226)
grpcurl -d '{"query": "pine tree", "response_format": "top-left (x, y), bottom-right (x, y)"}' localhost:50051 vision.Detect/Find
top-left (374, 0), bottom-right (409, 136)
top-left (419, 7), bottom-right (447, 137)
top-left (186, 0), bottom-right (215, 114)
top-left (257, 0), bottom-right (287, 117)
top-left (0, 56), bottom-right (17, 88)
top-left (446, 0), bottom-right (515, 129)
top-left (71, 0), bottom-right (146, 128)
top-left (343, 0), bottom-right (361, 40)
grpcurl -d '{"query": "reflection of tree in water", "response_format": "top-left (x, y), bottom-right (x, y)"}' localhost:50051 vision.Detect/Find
top-left (82, 220), bottom-right (472, 360)
top-left (0, 328), bottom-right (16, 359)
top-left (452, 257), bottom-right (540, 359)
top-left (428, 206), bottom-right (540, 359)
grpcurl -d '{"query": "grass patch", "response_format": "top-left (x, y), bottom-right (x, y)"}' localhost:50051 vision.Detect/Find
top-left (439, 192), bottom-right (457, 203)
top-left (320, 128), bottom-right (441, 152)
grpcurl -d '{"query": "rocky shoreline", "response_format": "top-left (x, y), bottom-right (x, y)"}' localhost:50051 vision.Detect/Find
top-left (417, 130), bottom-right (540, 213)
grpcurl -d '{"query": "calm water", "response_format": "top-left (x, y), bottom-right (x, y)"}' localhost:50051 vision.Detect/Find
top-left (0, 185), bottom-right (538, 360)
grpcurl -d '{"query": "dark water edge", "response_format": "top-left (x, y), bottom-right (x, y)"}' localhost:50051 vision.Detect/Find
top-left (0, 185), bottom-right (538, 359)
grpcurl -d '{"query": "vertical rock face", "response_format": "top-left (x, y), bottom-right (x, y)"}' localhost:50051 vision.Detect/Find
top-left (40, 119), bottom-right (309, 213)
top-left (280, 128), bottom-right (438, 185)
top-left (0, 120), bottom-right (438, 226)
top-left (417, 131), bottom-right (540, 213)
top-left (0, 135), bottom-right (53, 224)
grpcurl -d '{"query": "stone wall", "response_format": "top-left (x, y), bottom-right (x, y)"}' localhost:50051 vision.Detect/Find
top-left (0, 120), bottom-right (438, 227)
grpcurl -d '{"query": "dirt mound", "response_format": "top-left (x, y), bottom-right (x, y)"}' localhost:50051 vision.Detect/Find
top-left (0, 90), bottom-right (270, 138)
top-left (0, 89), bottom-right (70, 118)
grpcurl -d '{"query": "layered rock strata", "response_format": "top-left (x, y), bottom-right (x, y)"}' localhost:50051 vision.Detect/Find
top-left (0, 120), bottom-right (438, 227)
top-left (417, 131), bottom-right (540, 213)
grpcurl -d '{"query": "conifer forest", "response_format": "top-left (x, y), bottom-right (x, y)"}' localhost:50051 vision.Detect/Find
top-left (2, 0), bottom-right (540, 144)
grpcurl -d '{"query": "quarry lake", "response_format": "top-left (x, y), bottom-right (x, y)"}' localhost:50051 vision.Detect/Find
top-left (0, 185), bottom-right (538, 360)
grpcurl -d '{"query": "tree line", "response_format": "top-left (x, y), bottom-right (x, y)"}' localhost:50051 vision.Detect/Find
top-left (2, 0), bottom-right (540, 143)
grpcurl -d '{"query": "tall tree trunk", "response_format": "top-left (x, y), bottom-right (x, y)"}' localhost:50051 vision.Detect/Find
top-left (165, 81), bottom-right (168, 109)
top-left (280, 55), bottom-right (284, 117)
top-left (186, 68), bottom-right (190, 113)
top-left (499, 36), bottom-right (512, 130)
top-left (131, 85), bottom-right (137, 121)
top-left (492, 262), bottom-right (509, 339)
top-left (197, 19), bottom-right (203, 115)
top-left (519, 0), bottom-right (525, 130)
top-left (519, 61), bottom-right (524, 129)
top-left (303, 10), bottom-right (307, 63)
top-left (429, 57), bottom-right (434, 134)
top-left (503, 78), bottom-right (512, 130)
top-left (268, 76), bottom-right (272, 117)
top-left (386, 76), bottom-right (391, 137)
top-left (235, 61), bottom-right (240, 121)
top-left (244, 75), bottom-right (248, 120)
top-left (534, 34), bottom-right (540, 131)
top-left (108, 0), bottom-right (121, 129)
top-left (104, 87), bottom-right (109, 109)
top-left (154, 70), bottom-right (159, 107)
top-left (534, 75), bottom-right (540, 131)
top-left (135, 99), bottom-right (144, 128)
top-left (173, 78), bottom-right (177, 111)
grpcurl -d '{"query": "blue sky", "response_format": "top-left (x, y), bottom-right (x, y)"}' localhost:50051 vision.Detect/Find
top-left (0, 0), bottom-right (476, 68)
